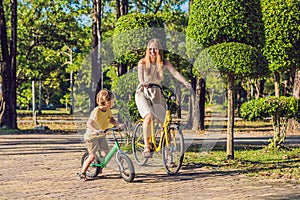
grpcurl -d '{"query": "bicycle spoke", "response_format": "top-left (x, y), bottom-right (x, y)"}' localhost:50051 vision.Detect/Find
top-left (162, 127), bottom-right (184, 175)
top-left (132, 121), bottom-right (148, 165)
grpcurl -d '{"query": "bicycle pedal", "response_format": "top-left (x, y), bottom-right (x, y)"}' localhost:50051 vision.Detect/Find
top-left (150, 143), bottom-right (155, 152)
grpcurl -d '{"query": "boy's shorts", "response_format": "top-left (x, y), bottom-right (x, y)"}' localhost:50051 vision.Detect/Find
top-left (85, 137), bottom-right (109, 155)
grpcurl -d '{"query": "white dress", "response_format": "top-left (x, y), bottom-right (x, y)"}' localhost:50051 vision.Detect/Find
top-left (135, 64), bottom-right (166, 122)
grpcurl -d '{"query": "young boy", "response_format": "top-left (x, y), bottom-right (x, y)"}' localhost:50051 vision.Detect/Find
top-left (78, 89), bottom-right (123, 181)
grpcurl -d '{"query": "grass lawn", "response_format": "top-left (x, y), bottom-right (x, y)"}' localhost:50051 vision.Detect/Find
top-left (184, 146), bottom-right (300, 183)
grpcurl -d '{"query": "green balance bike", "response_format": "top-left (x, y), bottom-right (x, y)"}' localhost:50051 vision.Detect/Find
top-left (81, 127), bottom-right (135, 182)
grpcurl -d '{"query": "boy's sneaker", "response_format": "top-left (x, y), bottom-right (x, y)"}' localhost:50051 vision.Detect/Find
top-left (77, 172), bottom-right (87, 181)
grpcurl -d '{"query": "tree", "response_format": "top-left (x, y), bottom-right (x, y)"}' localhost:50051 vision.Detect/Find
top-left (196, 42), bottom-right (269, 159)
top-left (90, 0), bottom-right (102, 109)
top-left (293, 70), bottom-right (300, 99)
top-left (261, 0), bottom-right (300, 97)
top-left (116, 0), bottom-right (128, 19)
top-left (16, 0), bottom-right (91, 112)
top-left (133, 0), bottom-right (188, 14)
top-left (186, 0), bottom-right (266, 159)
top-left (240, 96), bottom-right (300, 149)
top-left (159, 11), bottom-right (190, 121)
top-left (113, 13), bottom-right (165, 68)
top-left (0, 0), bottom-right (17, 129)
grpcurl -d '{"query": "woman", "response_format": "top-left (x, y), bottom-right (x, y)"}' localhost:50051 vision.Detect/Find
top-left (135, 38), bottom-right (191, 158)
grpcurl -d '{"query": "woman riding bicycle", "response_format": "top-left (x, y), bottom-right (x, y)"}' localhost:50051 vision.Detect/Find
top-left (135, 38), bottom-right (191, 158)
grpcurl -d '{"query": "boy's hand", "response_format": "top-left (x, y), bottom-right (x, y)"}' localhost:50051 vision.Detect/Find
top-left (96, 130), bottom-right (105, 135)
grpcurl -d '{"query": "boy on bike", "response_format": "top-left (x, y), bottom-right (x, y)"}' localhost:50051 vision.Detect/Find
top-left (78, 89), bottom-right (123, 181)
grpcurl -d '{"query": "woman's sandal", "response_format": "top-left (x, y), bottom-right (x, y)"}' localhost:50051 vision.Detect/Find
top-left (143, 146), bottom-right (152, 158)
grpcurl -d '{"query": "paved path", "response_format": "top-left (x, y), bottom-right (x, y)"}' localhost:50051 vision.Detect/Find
top-left (0, 132), bottom-right (300, 200)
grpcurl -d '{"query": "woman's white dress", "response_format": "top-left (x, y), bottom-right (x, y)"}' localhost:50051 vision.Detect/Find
top-left (135, 64), bottom-right (165, 123)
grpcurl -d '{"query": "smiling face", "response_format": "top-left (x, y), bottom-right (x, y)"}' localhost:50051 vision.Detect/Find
top-left (147, 41), bottom-right (159, 62)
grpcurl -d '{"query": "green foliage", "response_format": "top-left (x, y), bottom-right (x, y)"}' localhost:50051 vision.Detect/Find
top-left (240, 96), bottom-right (300, 149)
top-left (261, 0), bottom-right (300, 72)
top-left (161, 85), bottom-right (178, 115)
top-left (128, 92), bottom-right (142, 122)
top-left (16, 83), bottom-right (32, 109)
top-left (113, 13), bottom-right (165, 64)
top-left (194, 42), bottom-right (269, 79)
top-left (239, 96), bottom-right (300, 121)
top-left (130, 0), bottom-right (188, 14)
top-left (158, 11), bottom-right (188, 33)
top-left (60, 93), bottom-right (70, 107)
top-left (14, 0), bottom-right (92, 110)
top-left (186, 0), bottom-right (265, 59)
top-left (112, 71), bottom-right (140, 124)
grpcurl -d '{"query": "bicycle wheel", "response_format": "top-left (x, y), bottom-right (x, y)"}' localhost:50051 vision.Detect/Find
top-left (132, 121), bottom-right (148, 165)
top-left (162, 126), bottom-right (184, 175)
top-left (81, 151), bottom-right (101, 177)
top-left (117, 152), bottom-right (135, 182)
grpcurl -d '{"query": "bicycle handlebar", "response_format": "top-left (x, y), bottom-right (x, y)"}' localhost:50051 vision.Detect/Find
top-left (104, 126), bottom-right (123, 133)
top-left (148, 83), bottom-right (176, 100)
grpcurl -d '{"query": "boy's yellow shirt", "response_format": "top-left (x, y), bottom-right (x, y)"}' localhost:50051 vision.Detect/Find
top-left (84, 106), bottom-right (113, 141)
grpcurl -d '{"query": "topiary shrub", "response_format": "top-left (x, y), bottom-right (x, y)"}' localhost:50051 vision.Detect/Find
top-left (239, 96), bottom-right (300, 149)
top-left (113, 13), bottom-right (165, 65)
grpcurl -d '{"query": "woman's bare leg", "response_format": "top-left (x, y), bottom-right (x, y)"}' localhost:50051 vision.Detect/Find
top-left (143, 113), bottom-right (153, 157)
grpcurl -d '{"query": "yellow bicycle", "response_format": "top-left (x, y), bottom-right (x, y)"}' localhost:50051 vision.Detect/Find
top-left (131, 83), bottom-right (184, 175)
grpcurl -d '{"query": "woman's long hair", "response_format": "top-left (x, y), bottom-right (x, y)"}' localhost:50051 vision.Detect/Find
top-left (144, 38), bottom-right (164, 81)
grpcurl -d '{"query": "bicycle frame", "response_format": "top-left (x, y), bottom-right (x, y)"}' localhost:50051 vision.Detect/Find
top-left (90, 129), bottom-right (121, 168)
top-left (150, 110), bottom-right (172, 152)
top-left (146, 83), bottom-right (177, 152)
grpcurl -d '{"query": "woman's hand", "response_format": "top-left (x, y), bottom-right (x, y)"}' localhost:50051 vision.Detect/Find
top-left (142, 82), bottom-right (150, 88)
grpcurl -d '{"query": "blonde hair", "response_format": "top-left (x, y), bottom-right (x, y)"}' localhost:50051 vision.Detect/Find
top-left (145, 38), bottom-right (164, 81)
top-left (96, 89), bottom-right (115, 106)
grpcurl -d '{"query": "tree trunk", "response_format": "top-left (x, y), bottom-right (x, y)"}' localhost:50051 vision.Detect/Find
top-left (236, 81), bottom-right (242, 113)
top-left (187, 64), bottom-right (196, 129)
top-left (95, 0), bottom-right (102, 96)
top-left (9, 0), bottom-right (17, 129)
top-left (121, 0), bottom-right (128, 16)
top-left (116, 0), bottom-right (121, 19)
top-left (0, 0), bottom-right (17, 129)
top-left (226, 74), bottom-right (235, 160)
top-left (192, 77), bottom-right (200, 131)
top-left (116, 0), bottom-right (128, 75)
top-left (153, 0), bottom-right (163, 14)
top-left (0, 97), bottom-right (5, 125)
top-left (258, 79), bottom-right (265, 98)
top-left (116, 0), bottom-right (128, 20)
top-left (91, 0), bottom-right (101, 110)
top-left (188, 0), bottom-right (193, 14)
top-left (118, 63), bottom-right (127, 76)
top-left (199, 78), bottom-right (206, 130)
top-left (293, 69), bottom-right (300, 99)
top-left (270, 115), bottom-right (285, 149)
top-left (287, 69), bottom-right (300, 133)
top-left (274, 71), bottom-right (280, 98)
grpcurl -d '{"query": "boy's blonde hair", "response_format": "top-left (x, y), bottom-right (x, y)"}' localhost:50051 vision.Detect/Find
top-left (96, 89), bottom-right (115, 106)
